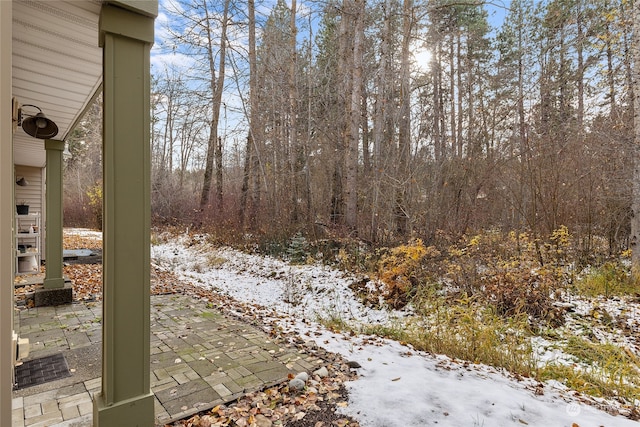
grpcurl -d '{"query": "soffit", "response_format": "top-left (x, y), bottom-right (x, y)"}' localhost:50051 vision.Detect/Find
top-left (12, 0), bottom-right (102, 168)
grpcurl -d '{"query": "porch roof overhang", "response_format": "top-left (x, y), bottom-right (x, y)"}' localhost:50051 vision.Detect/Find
top-left (12, 0), bottom-right (103, 168)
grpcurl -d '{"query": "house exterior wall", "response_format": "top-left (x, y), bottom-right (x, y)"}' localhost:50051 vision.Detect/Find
top-left (14, 165), bottom-right (45, 259)
top-left (14, 166), bottom-right (44, 216)
top-left (0, 2), bottom-right (13, 426)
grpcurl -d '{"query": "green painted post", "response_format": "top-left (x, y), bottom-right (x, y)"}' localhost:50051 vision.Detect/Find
top-left (44, 139), bottom-right (65, 289)
top-left (93, 4), bottom-right (155, 426)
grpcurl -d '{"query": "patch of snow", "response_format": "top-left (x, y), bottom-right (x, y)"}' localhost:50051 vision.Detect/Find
top-left (303, 329), bottom-right (638, 427)
top-left (64, 228), bottom-right (102, 239)
top-left (530, 336), bottom-right (576, 366)
top-left (152, 234), bottom-right (402, 325)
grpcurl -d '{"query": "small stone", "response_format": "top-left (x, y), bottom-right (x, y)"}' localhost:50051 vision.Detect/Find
top-left (289, 378), bottom-right (306, 391)
top-left (295, 372), bottom-right (309, 382)
top-left (313, 366), bottom-right (329, 378)
top-left (346, 360), bottom-right (361, 369)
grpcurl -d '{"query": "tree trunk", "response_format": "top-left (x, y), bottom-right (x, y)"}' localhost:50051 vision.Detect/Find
top-left (449, 34), bottom-right (457, 157)
top-left (289, 0), bottom-right (300, 223)
top-left (576, 0), bottom-right (584, 129)
top-left (371, 0), bottom-right (392, 241)
top-left (396, 0), bottom-right (412, 236)
top-left (199, 0), bottom-right (229, 211)
top-left (333, 0), bottom-right (353, 226)
top-left (631, 0), bottom-right (640, 278)
top-left (344, 0), bottom-right (364, 233)
top-left (517, 12), bottom-right (527, 230)
top-left (247, 0), bottom-right (262, 228)
top-left (215, 136), bottom-right (223, 208)
top-left (240, 133), bottom-right (252, 227)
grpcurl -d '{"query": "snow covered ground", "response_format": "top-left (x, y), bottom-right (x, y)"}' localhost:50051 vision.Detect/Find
top-left (150, 233), bottom-right (639, 427)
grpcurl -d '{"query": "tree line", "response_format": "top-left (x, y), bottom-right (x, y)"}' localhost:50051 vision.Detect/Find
top-left (64, 0), bottom-right (636, 255)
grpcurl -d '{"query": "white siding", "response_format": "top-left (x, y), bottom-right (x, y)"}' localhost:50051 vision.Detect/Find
top-left (14, 165), bottom-right (44, 258)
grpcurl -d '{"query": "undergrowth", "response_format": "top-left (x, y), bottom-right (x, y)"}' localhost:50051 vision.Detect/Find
top-left (167, 224), bottom-right (639, 409)
top-left (367, 293), bottom-right (537, 377)
top-left (574, 260), bottom-right (638, 298)
top-left (539, 333), bottom-right (640, 403)
top-left (313, 226), bottom-right (640, 409)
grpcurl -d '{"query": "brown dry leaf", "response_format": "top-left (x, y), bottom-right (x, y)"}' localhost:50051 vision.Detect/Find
top-left (64, 263), bottom-right (102, 301)
top-left (198, 415), bottom-right (213, 427)
top-left (325, 392), bottom-right (341, 400)
top-left (63, 232), bottom-right (102, 251)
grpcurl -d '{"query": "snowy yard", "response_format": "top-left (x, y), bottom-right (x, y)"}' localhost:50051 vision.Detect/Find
top-left (149, 231), bottom-right (640, 427)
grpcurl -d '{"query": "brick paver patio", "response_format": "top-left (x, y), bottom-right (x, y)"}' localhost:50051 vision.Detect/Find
top-left (12, 293), bottom-right (322, 426)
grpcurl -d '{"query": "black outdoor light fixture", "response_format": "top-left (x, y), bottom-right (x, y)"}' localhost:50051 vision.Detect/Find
top-left (15, 177), bottom-right (28, 186)
top-left (18, 104), bottom-right (58, 139)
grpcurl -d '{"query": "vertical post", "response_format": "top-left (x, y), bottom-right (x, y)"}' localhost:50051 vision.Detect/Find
top-left (44, 139), bottom-right (65, 289)
top-left (93, 4), bottom-right (154, 426)
top-left (0, 2), bottom-right (13, 426)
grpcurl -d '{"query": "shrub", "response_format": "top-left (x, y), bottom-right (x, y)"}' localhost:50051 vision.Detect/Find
top-left (86, 182), bottom-right (103, 230)
top-left (376, 239), bottom-right (441, 308)
top-left (286, 233), bottom-right (309, 264)
top-left (441, 229), bottom-right (567, 326)
top-left (481, 266), bottom-right (564, 326)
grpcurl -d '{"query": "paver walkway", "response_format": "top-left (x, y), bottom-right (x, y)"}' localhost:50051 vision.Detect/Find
top-left (12, 293), bottom-right (322, 426)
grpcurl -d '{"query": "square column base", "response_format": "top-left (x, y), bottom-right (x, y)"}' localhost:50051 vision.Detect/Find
top-left (93, 391), bottom-right (154, 427)
top-left (34, 283), bottom-right (72, 307)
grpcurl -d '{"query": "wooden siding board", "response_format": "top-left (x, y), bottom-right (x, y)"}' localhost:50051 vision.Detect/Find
top-left (14, 165), bottom-right (45, 258)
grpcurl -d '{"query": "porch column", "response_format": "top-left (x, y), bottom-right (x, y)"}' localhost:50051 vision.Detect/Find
top-left (0, 2), bottom-right (13, 426)
top-left (93, 4), bottom-right (155, 426)
top-left (43, 139), bottom-right (65, 289)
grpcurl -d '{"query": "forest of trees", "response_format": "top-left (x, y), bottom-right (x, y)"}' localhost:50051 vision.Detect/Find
top-left (63, 0), bottom-right (636, 255)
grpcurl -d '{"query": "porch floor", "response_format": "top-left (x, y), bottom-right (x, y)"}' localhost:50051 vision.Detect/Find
top-left (12, 293), bottom-right (322, 427)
